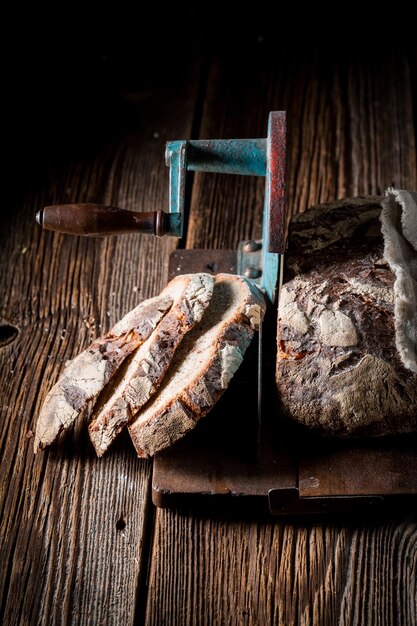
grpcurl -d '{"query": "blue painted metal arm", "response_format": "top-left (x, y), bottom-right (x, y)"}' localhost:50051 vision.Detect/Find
top-left (166, 141), bottom-right (187, 238)
top-left (187, 139), bottom-right (266, 176)
top-left (165, 138), bottom-right (267, 240)
top-left (164, 112), bottom-right (286, 303)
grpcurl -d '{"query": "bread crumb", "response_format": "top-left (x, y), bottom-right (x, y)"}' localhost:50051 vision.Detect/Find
top-left (85, 316), bottom-right (96, 330)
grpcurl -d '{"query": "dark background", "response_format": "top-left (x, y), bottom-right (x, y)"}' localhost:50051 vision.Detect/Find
top-left (5, 4), bottom-right (408, 201)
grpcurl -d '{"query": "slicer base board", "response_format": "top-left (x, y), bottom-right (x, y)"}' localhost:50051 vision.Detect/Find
top-left (152, 251), bottom-right (417, 515)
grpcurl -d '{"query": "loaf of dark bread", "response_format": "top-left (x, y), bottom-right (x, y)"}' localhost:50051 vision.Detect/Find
top-left (88, 273), bottom-right (214, 456)
top-left (34, 291), bottom-right (174, 451)
top-left (34, 272), bottom-right (263, 457)
top-left (129, 274), bottom-right (265, 457)
top-left (276, 196), bottom-right (417, 437)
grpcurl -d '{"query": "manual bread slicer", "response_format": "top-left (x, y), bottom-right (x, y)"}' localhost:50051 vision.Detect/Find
top-left (37, 111), bottom-right (417, 515)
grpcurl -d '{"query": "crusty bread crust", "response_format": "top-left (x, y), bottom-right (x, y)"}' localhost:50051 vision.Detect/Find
top-left (34, 293), bottom-right (173, 451)
top-left (276, 197), bottom-right (417, 436)
top-left (88, 274), bottom-right (214, 456)
top-left (128, 274), bottom-right (265, 458)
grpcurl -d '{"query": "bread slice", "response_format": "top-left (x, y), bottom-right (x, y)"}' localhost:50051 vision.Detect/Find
top-left (34, 291), bottom-right (174, 452)
top-left (128, 274), bottom-right (266, 458)
top-left (88, 273), bottom-right (214, 456)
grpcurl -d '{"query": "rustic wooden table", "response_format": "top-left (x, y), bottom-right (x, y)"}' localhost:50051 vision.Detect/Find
top-left (1, 14), bottom-right (416, 626)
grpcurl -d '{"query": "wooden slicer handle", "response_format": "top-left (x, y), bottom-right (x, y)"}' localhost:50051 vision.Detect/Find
top-left (36, 204), bottom-right (174, 237)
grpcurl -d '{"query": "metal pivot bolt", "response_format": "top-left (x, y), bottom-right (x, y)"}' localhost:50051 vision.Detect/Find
top-left (243, 240), bottom-right (262, 253)
top-left (244, 267), bottom-right (262, 279)
top-left (239, 239), bottom-right (263, 282)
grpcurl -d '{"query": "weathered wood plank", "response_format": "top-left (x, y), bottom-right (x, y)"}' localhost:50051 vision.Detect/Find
top-left (147, 45), bottom-right (417, 626)
top-left (187, 47), bottom-right (417, 250)
top-left (147, 513), bottom-right (417, 626)
top-left (0, 51), bottom-right (201, 626)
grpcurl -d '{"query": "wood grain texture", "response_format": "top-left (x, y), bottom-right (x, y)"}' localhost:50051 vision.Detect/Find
top-left (147, 512), bottom-right (417, 626)
top-left (0, 50), bottom-right (201, 625)
top-left (148, 45), bottom-right (417, 626)
top-left (187, 46), bottom-right (417, 250)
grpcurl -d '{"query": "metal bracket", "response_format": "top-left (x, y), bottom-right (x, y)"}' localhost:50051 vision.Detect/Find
top-left (165, 140), bottom-right (187, 239)
top-left (38, 112), bottom-right (286, 301)
top-left (237, 239), bottom-right (263, 285)
top-left (164, 112), bottom-right (286, 303)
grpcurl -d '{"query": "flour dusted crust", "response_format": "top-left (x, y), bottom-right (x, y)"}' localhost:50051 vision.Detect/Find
top-left (34, 293), bottom-right (173, 451)
top-left (88, 274), bottom-right (214, 456)
top-left (276, 197), bottom-right (417, 437)
top-left (128, 274), bottom-right (266, 457)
